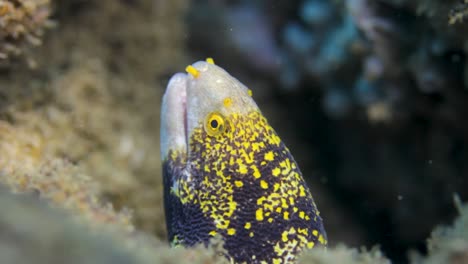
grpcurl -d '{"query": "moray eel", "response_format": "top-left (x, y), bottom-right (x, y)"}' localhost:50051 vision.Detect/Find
top-left (160, 59), bottom-right (327, 263)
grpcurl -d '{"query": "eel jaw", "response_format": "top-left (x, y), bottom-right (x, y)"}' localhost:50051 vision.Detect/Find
top-left (160, 72), bottom-right (188, 160)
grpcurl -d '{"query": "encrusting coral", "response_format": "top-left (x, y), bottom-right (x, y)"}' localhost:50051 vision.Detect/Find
top-left (0, 0), bottom-right (53, 65)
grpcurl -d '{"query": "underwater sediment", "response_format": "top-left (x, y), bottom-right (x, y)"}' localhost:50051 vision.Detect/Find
top-left (0, 0), bottom-right (467, 263)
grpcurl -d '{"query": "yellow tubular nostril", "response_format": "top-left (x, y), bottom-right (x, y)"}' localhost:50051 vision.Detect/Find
top-left (185, 65), bottom-right (200, 78)
top-left (206, 57), bottom-right (215, 64)
top-left (223, 97), bottom-right (232, 108)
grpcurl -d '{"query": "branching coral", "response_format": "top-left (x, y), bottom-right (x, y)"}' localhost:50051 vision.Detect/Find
top-left (0, 0), bottom-right (53, 65)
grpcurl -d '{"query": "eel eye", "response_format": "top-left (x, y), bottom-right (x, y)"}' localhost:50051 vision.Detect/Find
top-left (205, 112), bottom-right (226, 136)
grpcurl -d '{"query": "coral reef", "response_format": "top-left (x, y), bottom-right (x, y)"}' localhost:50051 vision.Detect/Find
top-left (0, 0), bottom-right (188, 240)
top-left (0, 0), bottom-right (52, 65)
top-left (0, 0), bottom-right (467, 263)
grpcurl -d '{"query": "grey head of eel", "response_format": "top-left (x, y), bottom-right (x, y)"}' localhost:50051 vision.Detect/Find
top-left (160, 58), bottom-right (327, 264)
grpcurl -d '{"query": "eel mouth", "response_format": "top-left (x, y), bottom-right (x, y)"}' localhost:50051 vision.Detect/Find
top-left (161, 59), bottom-right (240, 159)
top-left (160, 72), bottom-right (189, 159)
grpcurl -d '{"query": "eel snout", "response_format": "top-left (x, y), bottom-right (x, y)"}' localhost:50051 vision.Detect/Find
top-left (160, 72), bottom-right (188, 159)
